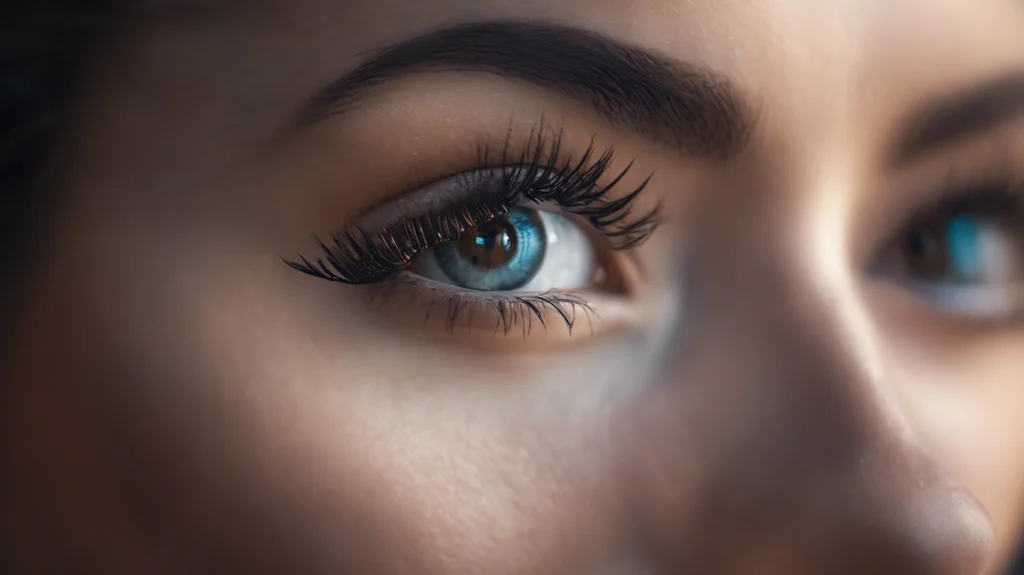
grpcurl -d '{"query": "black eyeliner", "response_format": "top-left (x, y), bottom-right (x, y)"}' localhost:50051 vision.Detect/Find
top-left (287, 124), bottom-right (659, 285)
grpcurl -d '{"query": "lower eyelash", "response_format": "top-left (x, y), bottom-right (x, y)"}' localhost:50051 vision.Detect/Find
top-left (368, 274), bottom-right (598, 338)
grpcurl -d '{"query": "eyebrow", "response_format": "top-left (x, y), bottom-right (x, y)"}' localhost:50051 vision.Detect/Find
top-left (295, 20), bottom-right (754, 159)
top-left (891, 72), bottom-right (1024, 165)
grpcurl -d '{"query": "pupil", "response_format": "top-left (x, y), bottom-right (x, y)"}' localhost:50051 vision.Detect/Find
top-left (430, 207), bottom-right (546, 292)
top-left (903, 222), bottom-right (948, 279)
top-left (457, 217), bottom-right (519, 269)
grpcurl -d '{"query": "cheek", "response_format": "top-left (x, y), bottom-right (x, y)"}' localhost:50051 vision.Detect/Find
top-left (21, 234), bottom-right (634, 574)
top-left (899, 351), bottom-right (1024, 563)
top-left (864, 279), bottom-right (1024, 564)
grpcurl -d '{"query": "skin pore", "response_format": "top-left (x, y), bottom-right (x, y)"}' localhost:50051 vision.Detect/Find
top-left (3, 0), bottom-right (1024, 573)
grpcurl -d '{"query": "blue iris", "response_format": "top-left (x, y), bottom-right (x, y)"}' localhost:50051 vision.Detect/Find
top-left (945, 215), bottom-right (984, 283)
top-left (434, 208), bottom-right (547, 291)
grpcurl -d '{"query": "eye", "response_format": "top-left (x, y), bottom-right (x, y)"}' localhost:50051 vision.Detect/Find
top-left (408, 207), bottom-right (596, 292)
top-left (882, 210), bottom-right (1024, 318)
top-left (285, 127), bottom-right (657, 340)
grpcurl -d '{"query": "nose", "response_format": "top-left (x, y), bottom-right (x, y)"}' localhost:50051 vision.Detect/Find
top-left (619, 220), bottom-right (994, 574)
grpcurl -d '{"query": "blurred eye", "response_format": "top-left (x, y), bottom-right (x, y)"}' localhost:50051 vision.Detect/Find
top-left (410, 207), bottom-right (597, 292)
top-left (882, 211), bottom-right (1024, 318)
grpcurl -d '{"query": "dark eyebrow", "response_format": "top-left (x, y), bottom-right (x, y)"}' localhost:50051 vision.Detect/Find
top-left (890, 72), bottom-right (1024, 166)
top-left (295, 20), bottom-right (754, 159)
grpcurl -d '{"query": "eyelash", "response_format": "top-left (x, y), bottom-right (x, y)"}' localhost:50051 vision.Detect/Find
top-left (286, 125), bottom-right (658, 286)
top-left (367, 274), bottom-right (598, 337)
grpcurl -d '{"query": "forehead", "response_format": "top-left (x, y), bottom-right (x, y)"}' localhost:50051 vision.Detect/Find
top-left (135, 0), bottom-right (1024, 128)
top-left (146, 0), bottom-right (1024, 63)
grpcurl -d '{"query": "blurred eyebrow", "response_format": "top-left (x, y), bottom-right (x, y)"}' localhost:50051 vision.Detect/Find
top-left (294, 20), bottom-right (754, 159)
top-left (891, 72), bottom-right (1024, 165)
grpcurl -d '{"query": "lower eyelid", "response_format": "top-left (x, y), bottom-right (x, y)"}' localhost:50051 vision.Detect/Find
top-left (907, 281), bottom-right (1024, 319)
top-left (358, 273), bottom-right (642, 346)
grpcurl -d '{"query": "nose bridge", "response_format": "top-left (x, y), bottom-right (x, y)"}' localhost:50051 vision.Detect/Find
top-left (690, 188), bottom-right (899, 460)
top-left (619, 191), bottom-right (994, 573)
top-left (691, 241), bottom-right (908, 510)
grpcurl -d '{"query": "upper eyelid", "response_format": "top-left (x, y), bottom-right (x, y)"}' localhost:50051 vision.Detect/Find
top-left (349, 168), bottom-right (512, 232)
top-left (345, 127), bottom-right (652, 237)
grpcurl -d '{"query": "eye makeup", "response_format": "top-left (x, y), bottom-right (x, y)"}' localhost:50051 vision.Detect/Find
top-left (286, 122), bottom-right (659, 340)
top-left (286, 124), bottom-right (658, 286)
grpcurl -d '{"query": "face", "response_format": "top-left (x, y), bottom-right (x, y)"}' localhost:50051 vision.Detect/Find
top-left (4, 0), bottom-right (1024, 573)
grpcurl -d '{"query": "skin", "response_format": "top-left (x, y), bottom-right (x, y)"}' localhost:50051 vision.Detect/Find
top-left (3, 0), bottom-right (1024, 573)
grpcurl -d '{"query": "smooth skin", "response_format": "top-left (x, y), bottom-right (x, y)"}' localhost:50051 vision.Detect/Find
top-left (4, 0), bottom-right (1024, 573)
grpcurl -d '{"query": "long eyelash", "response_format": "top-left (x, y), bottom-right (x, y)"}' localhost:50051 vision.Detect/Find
top-left (369, 275), bottom-right (598, 337)
top-left (285, 203), bottom-right (503, 285)
top-left (286, 121), bottom-right (659, 285)
top-left (481, 122), bottom-right (660, 248)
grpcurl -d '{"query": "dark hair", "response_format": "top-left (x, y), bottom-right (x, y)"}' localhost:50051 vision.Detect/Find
top-left (0, 1), bottom-right (117, 341)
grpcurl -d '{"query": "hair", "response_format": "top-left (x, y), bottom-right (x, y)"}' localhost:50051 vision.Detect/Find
top-left (0, 1), bottom-right (118, 343)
